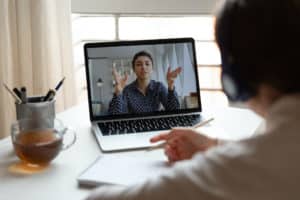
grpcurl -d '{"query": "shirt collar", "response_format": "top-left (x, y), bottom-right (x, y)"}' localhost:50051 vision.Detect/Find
top-left (265, 93), bottom-right (300, 131)
top-left (133, 80), bottom-right (155, 92)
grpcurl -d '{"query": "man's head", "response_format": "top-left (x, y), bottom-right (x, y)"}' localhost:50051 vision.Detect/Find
top-left (215, 0), bottom-right (300, 102)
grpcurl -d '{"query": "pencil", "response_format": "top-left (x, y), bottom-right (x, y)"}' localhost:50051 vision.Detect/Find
top-left (147, 117), bottom-right (214, 151)
top-left (55, 77), bottom-right (65, 91)
top-left (3, 83), bottom-right (22, 104)
top-left (192, 117), bottom-right (214, 129)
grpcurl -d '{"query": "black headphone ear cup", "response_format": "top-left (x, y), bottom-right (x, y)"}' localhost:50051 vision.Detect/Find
top-left (220, 52), bottom-right (243, 101)
top-left (221, 61), bottom-right (254, 102)
top-left (221, 72), bottom-right (239, 101)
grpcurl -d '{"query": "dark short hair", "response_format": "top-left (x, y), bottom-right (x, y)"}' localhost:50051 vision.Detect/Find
top-left (215, 0), bottom-right (300, 95)
top-left (132, 51), bottom-right (153, 70)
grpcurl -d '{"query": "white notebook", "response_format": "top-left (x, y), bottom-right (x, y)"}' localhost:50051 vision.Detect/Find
top-left (77, 150), bottom-right (171, 187)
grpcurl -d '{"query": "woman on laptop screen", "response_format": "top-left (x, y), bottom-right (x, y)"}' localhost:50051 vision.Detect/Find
top-left (108, 51), bottom-right (182, 114)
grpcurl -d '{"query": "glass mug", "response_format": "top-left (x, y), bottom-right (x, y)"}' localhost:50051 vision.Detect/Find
top-left (11, 118), bottom-right (76, 166)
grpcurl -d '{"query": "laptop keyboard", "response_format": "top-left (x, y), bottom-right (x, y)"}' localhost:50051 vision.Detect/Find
top-left (97, 114), bottom-right (202, 136)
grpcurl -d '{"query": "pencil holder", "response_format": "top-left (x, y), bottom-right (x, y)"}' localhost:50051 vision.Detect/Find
top-left (15, 96), bottom-right (55, 120)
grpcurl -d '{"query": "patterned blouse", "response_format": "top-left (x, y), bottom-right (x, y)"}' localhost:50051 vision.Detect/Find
top-left (108, 80), bottom-right (180, 114)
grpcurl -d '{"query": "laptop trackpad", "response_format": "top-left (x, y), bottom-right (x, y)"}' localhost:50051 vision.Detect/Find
top-left (95, 131), bottom-right (164, 152)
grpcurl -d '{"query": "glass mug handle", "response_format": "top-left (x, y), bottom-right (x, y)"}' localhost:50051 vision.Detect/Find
top-left (61, 127), bottom-right (77, 150)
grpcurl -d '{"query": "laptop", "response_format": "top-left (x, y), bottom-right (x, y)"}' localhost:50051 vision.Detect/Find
top-left (84, 38), bottom-right (205, 152)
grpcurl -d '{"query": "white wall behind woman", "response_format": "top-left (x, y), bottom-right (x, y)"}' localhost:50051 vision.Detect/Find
top-left (72, 0), bottom-right (221, 14)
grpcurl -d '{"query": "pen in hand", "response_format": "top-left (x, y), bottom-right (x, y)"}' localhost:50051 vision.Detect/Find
top-left (147, 118), bottom-right (214, 151)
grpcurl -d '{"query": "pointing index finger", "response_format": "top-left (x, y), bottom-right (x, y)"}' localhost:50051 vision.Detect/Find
top-left (150, 131), bottom-right (171, 143)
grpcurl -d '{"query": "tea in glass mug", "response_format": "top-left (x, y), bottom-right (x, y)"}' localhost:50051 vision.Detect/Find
top-left (11, 118), bottom-right (76, 166)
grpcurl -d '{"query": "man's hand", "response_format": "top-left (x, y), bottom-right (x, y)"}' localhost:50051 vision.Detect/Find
top-left (150, 128), bottom-right (218, 163)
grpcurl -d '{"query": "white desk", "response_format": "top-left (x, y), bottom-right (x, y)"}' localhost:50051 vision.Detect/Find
top-left (0, 103), bottom-right (262, 200)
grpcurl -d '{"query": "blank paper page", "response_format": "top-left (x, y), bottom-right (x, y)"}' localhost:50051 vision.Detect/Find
top-left (78, 150), bottom-right (171, 187)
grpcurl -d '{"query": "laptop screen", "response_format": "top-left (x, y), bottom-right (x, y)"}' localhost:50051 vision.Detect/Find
top-left (84, 38), bottom-right (202, 121)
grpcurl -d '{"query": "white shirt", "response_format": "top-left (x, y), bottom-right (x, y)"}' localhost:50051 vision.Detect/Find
top-left (86, 94), bottom-right (300, 200)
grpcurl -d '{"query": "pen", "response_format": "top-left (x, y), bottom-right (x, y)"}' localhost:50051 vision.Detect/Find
top-left (3, 83), bottom-right (22, 104)
top-left (43, 77), bottom-right (65, 101)
top-left (43, 89), bottom-right (56, 101)
top-left (20, 87), bottom-right (27, 103)
top-left (13, 88), bottom-right (22, 99)
top-left (147, 117), bottom-right (215, 151)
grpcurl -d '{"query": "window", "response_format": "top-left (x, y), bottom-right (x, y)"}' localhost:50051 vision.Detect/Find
top-left (71, 14), bottom-right (228, 107)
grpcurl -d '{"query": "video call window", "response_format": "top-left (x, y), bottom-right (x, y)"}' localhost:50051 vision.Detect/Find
top-left (86, 42), bottom-right (199, 117)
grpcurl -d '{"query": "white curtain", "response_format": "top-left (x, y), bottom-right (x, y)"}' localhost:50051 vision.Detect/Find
top-left (0, 0), bottom-right (77, 139)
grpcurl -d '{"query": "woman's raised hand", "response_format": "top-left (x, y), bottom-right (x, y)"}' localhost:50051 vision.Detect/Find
top-left (112, 67), bottom-right (128, 95)
top-left (166, 67), bottom-right (182, 90)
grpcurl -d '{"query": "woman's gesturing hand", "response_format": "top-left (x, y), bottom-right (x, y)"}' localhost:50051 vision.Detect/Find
top-left (112, 67), bottom-right (128, 95)
top-left (166, 67), bottom-right (182, 90)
